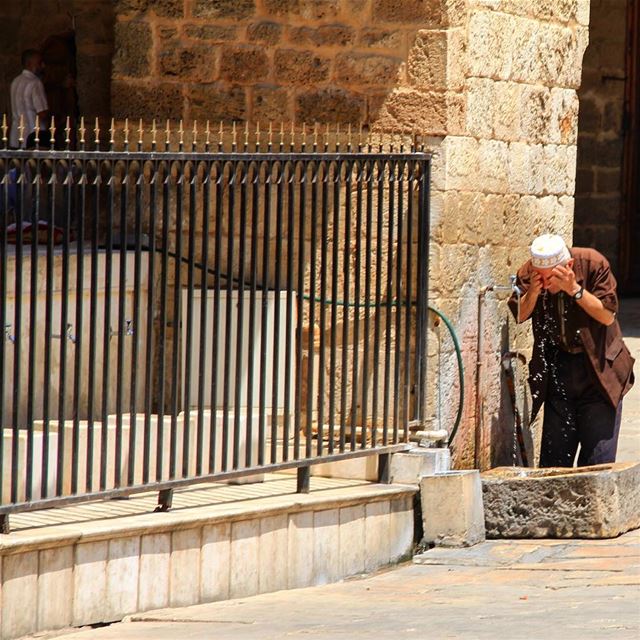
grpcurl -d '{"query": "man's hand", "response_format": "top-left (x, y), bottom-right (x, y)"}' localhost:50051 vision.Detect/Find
top-left (550, 264), bottom-right (579, 295)
top-left (529, 270), bottom-right (543, 296)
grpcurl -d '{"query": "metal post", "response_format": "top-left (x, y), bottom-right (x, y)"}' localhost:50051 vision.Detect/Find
top-left (378, 452), bottom-right (391, 484)
top-left (155, 488), bottom-right (173, 512)
top-left (296, 466), bottom-right (310, 494)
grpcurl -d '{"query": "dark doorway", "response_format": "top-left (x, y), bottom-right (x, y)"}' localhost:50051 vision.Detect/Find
top-left (619, 0), bottom-right (640, 294)
top-left (41, 31), bottom-right (79, 148)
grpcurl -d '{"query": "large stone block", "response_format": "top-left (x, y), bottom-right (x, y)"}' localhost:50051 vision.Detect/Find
top-left (467, 11), bottom-right (513, 80)
top-left (374, 89), bottom-right (447, 134)
top-left (358, 28), bottom-right (404, 51)
top-left (407, 31), bottom-right (447, 91)
top-left (38, 546), bottom-right (73, 631)
top-left (159, 44), bottom-right (218, 82)
top-left (193, 0), bottom-right (255, 19)
top-left (334, 52), bottom-right (401, 88)
top-left (289, 24), bottom-right (355, 47)
top-left (3, 551), bottom-right (38, 639)
top-left (112, 81), bottom-right (183, 120)
top-left (252, 84), bottom-right (290, 122)
top-left (138, 533), bottom-right (170, 611)
top-left (296, 88), bottom-right (365, 124)
top-left (275, 49), bottom-right (330, 85)
top-left (220, 46), bottom-right (270, 83)
top-left (482, 463), bottom-right (640, 538)
top-left (263, 0), bottom-right (340, 20)
top-left (185, 24), bottom-right (238, 41)
top-left (390, 448), bottom-right (451, 484)
top-left (519, 85), bottom-right (551, 143)
top-left (420, 470), bottom-right (486, 547)
top-left (188, 83), bottom-right (246, 122)
top-left (248, 21), bottom-right (283, 45)
top-left (115, 0), bottom-right (183, 17)
top-left (372, 0), bottom-right (443, 26)
top-left (113, 20), bottom-right (152, 78)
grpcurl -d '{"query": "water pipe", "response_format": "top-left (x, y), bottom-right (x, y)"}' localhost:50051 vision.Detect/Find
top-left (474, 277), bottom-right (520, 469)
top-left (427, 305), bottom-right (464, 448)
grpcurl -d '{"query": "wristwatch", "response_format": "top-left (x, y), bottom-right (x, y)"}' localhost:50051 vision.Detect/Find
top-left (573, 285), bottom-right (584, 301)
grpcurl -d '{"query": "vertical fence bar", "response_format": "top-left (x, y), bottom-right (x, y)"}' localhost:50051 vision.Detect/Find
top-left (415, 159), bottom-right (431, 425)
top-left (361, 160), bottom-right (373, 449)
top-left (183, 164), bottom-right (197, 478)
top-left (246, 163), bottom-right (260, 466)
top-left (382, 160), bottom-right (394, 447)
top-left (208, 165), bottom-right (223, 473)
top-left (156, 163), bottom-right (170, 481)
top-left (372, 160), bottom-right (384, 447)
top-left (114, 161), bottom-right (128, 488)
top-left (233, 162), bottom-right (248, 470)
top-left (25, 157), bottom-right (41, 500)
top-left (305, 162), bottom-right (317, 459)
top-left (294, 161), bottom-right (305, 460)
top-left (328, 161), bottom-right (340, 453)
top-left (403, 163), bottom-right (414, 439)
top-left (284, 162), bottom-right (295, 461)
top-left (351, 160), bottom-right (363, 451)
top-left (143, 162), bottom-right (157, 484)
top-left (195, 164), bottom-right (210, 476)
top-left (128, 167), bottom-right (144, 485)
top-left (0, 156), bottom-right (8, 502)
top-left (10, 159), bottom-right (24, 502)
top-left (393, 160), bottom-right (404, 444)
top-left (270, 161), bottom-right (284, 465)
top-left (169, 165), bottom-right (184, 479)
top-left (221, 163), bottom-right (235, 471)
top-left (340, 160), bottom-right (351, 452)
top-left (258, 161), bottom-right (272, 466)
top-left (317, 162), bottom-right (328, 456)
top-left (71, 160), bottom-right (85, 494)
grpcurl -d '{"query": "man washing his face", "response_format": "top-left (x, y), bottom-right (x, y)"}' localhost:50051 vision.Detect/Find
top-left (508, 234), bottom-right (634, 467)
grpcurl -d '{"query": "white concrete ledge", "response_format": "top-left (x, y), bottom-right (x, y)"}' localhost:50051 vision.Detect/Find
top-left (0, 475), bottom-right (417, 640)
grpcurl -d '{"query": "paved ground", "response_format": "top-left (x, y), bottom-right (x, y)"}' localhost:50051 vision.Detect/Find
top-left (40, 529), bottom-right (640, 640)
top-left (29, 299), bottom-right (640, 640)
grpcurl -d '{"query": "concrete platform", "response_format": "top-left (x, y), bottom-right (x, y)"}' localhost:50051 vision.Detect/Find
top-left (0, 474), bottom-right (416, 640)
top-left (28, 529), bottom-right (640, 640)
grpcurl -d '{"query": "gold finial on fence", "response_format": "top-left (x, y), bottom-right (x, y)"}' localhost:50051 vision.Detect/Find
top-left (165, 119), bottom-right (171, 150)
top-left (1, 114), bottom-right (7, 149)
top-left (232, 121), bottom-right (237, 151)
top-left (324, 122), bottom-right (329, 152)
top-left (289, 121), bottom-right (295, 151)
top-left (65, 116), bottom-right (71, 148)
top-left (18, 114), bottom-right (25, 147)
top-left (243, 121), bottom-right (249, 151)
top-left (279, 121), bottom-right (285, 151)
top-left (109, 117), bottom-right (115, 149)
top-left (138, 118), bottom-right (144, 150)
top-left (123, 117), bottom-right (129, 149)
top-left (268, 121), bottom-right (273, 151)
top-left (205, 120), bottom-right (211, 150)
top-left (151, 119), bottom-right (157, 149)
top-left (79, 116), bottom-right (86, 148)
top-left (347, 123), bottom-right (352, 152)
top-left (218, 120), bottom-right (224, 151)
top-left (49, 115), bottom-right (56, 149)
top-left (335, 122), bottom-right (340, 152)
top-left (178, 119), bottom-right (184, 150)
top-left (93, 117), bottom-right (99, 149)
top-left (192, 119), bottom-right (198, 151)
top-left (34, 114), bottom-right (40, 147)
top-left (366, 128), bottom-right (372, 152)
top-left (255, 120), bottom-right (261, 152)
top-left (313, 122), bottom-right (318, 152)
top-left (301, 121), bottom-right (307, 152)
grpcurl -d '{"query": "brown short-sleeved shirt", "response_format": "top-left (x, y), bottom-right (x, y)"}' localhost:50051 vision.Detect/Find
top-left (508, 247), bottom-right (635, 421)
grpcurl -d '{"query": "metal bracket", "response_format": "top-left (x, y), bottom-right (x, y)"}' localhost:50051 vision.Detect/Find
top-left (296, 466), bottom-right (310, 494)
top-left (52, 323), bottom-right (76, 343)
top-left (154, 488), bottom-right (173, 512)
top-left (4, 324), bottom-right (15, 344)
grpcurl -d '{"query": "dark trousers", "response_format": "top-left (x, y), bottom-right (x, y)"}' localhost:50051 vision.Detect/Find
top-left (539, 350), bottom-right (622, 468)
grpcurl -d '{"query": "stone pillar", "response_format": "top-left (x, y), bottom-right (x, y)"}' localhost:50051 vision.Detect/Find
top-left (370, 1), bottom-right (589, 470)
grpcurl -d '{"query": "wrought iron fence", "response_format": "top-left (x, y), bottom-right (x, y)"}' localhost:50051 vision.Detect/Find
top-left (0, 118), bottom-right (430, 530)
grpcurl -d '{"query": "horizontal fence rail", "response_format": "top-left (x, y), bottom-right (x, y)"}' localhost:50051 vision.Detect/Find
top-left (0, 119), bottom-right (431, 527)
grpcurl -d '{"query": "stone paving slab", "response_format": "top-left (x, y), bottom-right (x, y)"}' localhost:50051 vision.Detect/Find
top-left (32, 530), bottom-right (640, 640)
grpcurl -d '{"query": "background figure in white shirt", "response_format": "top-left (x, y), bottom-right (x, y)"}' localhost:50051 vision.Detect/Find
top-left (9, 49), bottom-right (50, 149)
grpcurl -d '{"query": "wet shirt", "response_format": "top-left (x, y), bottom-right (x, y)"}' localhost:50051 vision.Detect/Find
top-left (508, 247), bottom-right (634, 420)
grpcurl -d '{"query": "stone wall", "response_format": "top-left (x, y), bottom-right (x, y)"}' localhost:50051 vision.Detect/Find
top-left (573, 0), bottom-right (627, 272)
top-left (111, 0), bottom-right (446, 126)
top-left (0, 0), bottom-right (114, 119)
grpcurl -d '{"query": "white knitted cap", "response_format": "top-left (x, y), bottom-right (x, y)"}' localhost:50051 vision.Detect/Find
top-left (530, 234), bottom-right (571, 269)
